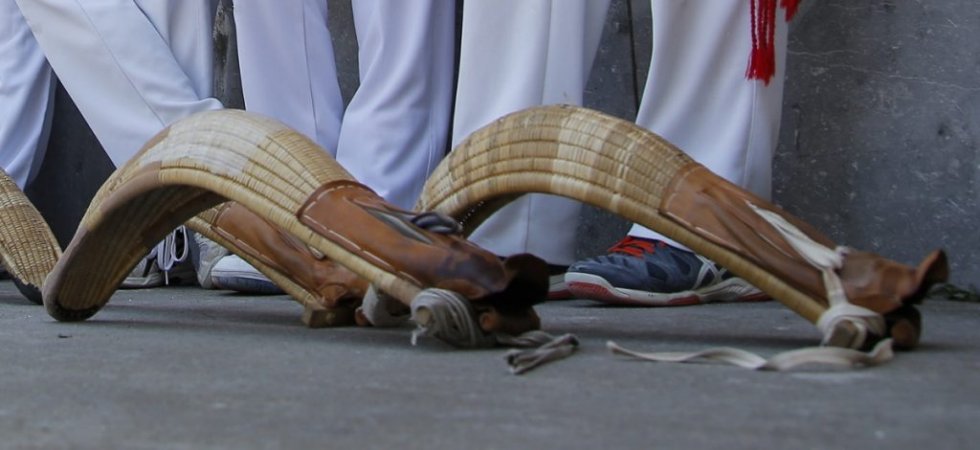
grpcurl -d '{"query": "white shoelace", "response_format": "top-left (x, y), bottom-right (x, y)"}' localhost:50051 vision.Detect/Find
top-left (152, 226), bottom-right (190, 285)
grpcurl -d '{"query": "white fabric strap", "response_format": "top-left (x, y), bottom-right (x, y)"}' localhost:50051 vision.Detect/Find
top-left (607, 338), bottom-right (894, 371)
top-left (410, 288), bottom-right (578, 374)
top-left (358, 286), bottom-right (410, 328)
top-left (747, 202), bottom-right (886, 351)
top-left (410, 288), bottom-right (497, 348)
top-left (817, 302), bottom-right (887, 348)
top-left (500, 332), bottom-right (579, 375)
top-left (408, 282), bottom-right (891, 373)
top-left (747, 202), bottom-right (850, 307)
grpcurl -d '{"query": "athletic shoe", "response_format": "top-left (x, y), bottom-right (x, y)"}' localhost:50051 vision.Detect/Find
top-left (547, 264), bottom-right (573, 300)
top-left (121, 254), bottom-right (165, 288)
top-left (121, 226), bottom-right (196, 288)
top-left (564, 236), bottom-right (769, 306)
top-left (193, 233), bottom-right (230, 289)
top-left (210, 254), bottom-right (284, 295)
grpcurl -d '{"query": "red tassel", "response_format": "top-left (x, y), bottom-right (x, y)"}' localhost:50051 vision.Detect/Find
top-left (746, 0), bottom-right (777, 85)
top-left (747, 0), bottom-right (802, 84)
top-left (781, 0), bottom-right (801, 21)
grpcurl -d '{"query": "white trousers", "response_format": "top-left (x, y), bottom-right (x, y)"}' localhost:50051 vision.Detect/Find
top-left (14, 0), bottom-right (222, 168)
top-left (234, 0), bottom-right (455, 210)
top-left (627, 0), bottom-right (787, 247)
top-left (453, 0), bottom-right (612, 266)
top-left (0, 0), bottom-right (53, 188)
top-left (453, 0), bottom-right (787, 263)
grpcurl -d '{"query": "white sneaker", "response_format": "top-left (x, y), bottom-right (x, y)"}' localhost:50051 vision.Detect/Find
top-left (121, 254), bottom-right (165, 288)
top-left (121, 226), bottom-right (195, 288)
top-left (193, 233), bottom-right (230, 289)
top-left (210, 254), bottom-right (284, 294)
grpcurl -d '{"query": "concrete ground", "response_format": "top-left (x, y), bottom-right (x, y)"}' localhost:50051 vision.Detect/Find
top-left (1, 281), bottom-right (978, 449)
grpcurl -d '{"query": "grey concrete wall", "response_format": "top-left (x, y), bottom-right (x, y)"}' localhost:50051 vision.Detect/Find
top-left (579, 0), bottom-right (979, 287)
top-left (29, 0), bottom-right (977, 286)
top-left (774, 1), bottom-right (978, 286)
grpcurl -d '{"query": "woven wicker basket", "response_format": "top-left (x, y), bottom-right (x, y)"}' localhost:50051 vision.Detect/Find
top-left (0, 168), bottom-right (61, 303)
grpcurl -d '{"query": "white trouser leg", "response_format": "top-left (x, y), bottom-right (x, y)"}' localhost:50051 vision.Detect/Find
top-left (0, 0), bottom-right (53, 188)
top-left (15, 0), bottom-right (222, 167)
top-left (627, 0), bottom-right (788, 248)
top-left (453, 0), bottom-right (610, 265)
top-left (234, 0), bottom-right (344, 156)
top-left (334, 0), bottom-right (455, 210)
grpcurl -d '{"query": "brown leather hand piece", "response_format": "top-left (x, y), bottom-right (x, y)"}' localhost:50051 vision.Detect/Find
top-left (197, 202), bottom-right (369, 326)
top-left (662, 164), bottom-right (948, 348)
top-left (196, 182), bottom-right (547, 335)
top-left (299, 180), bottom-right (547, 335)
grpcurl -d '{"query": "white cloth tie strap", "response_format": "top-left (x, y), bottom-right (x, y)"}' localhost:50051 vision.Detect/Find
top-left (408, 284), bottom-right (890, 373)
top-left (817, 302), bottom-right (887, 349)
top-left (410, 288), bottom-right (578, 374)
top-left (410, 288), bottom-right (497, 348)
top-left (360, 286), bottom-right (411, 328)
top-left (606, 338), bottom-right (894, 371)
top-left (747, 202), bottom-right (886, 351)
top-left (747, 202), bottom-right (850, 308)
top-left (499, 332), bottom-right (579, 375)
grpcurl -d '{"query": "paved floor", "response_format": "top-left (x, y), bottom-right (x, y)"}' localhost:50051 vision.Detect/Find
top-left (1, 281), bottom-right (978, 449)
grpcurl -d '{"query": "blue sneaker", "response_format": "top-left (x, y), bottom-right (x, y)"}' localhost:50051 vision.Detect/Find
top-left (564, 236), bottom-right (768, 306)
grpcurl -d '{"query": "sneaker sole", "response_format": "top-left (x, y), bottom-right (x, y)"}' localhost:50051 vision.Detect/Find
top-left (564, 273), bottom-right (770, 306)
top-left (120, 274), bottom-right (163, 289)
top-left (123, 265), bottom-right (197, 288)
top-left (547, 273), bottom-right (573, 300)
top-left (212, 272), bottom-right (284, 295)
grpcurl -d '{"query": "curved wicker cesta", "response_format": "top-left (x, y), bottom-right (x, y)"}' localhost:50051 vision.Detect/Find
top-left (0, 168), bottom-right (61, 304)
top-left (43, 110), bottom-right (545, 332)
top-left (418, 105), bottom-right (948, 351)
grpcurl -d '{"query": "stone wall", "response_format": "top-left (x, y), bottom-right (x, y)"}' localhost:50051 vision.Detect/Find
top-left (581, 0), bottom-right (979, 286)
top-left (774, 1), bottom-right (978, 287)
